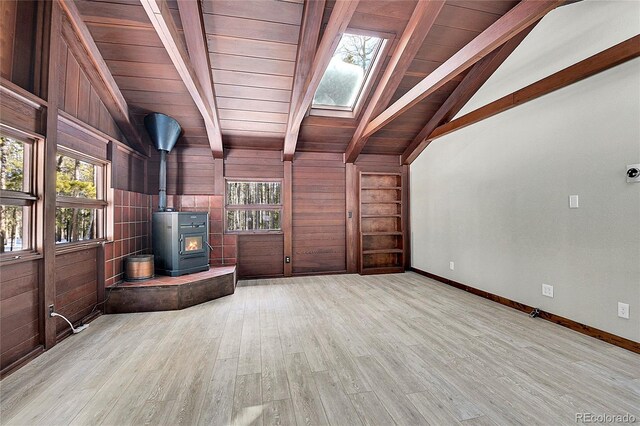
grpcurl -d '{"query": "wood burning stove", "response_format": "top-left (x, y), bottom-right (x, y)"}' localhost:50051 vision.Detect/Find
top-left (152, 212), bottom-right (210, 276)
top-left (145, 113), bottom-right (211, 276)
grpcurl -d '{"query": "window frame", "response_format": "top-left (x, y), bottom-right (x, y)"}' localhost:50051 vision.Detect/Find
top-left (54, 146), bottom-right (109, 249)
top-left (224, 178), bottom-right (283, 235)
top-left (0, 126), bottom-right (38, 259)
top-left (310, 28), bottom-right (393, 119)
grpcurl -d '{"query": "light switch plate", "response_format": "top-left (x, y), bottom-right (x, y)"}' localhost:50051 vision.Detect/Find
top-left (618, 302), bottom-right (629, 319)
top-left (569, 195), bottom-right (579, 209)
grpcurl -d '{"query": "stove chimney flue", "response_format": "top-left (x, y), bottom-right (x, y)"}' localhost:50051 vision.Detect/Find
top-left (144, 113), bottom-right (181, 211)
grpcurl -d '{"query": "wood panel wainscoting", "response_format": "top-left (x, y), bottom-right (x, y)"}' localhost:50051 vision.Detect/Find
top-left (0, 260), bottom-right (43, 377)
top-left (54, 247), bottom-right (100, 336)
top-left (410, 267), bottom-right (640, 354)
top-left (237, 234), bottom-right (284, 279)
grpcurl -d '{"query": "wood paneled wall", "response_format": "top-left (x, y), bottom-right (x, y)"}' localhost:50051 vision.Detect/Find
top-left (0, 1), bottom-right (150, 376)
top-left (57, 116), bottom-right (108, 160)
top-left (54, 248), bottom-right (98, 335)
top-left (0, 0), bottom-right (41, 94)
top-left (224, 149), bottom-right (285, 278)
top-left (224, 149), bottom-right (284, 179)
top-left (57, 16), bottom-right (125, 142)
top-left (237, 234), bottom-right (284, 279)
top-left (112, 144), bottom-right (146, 193)
top-left (148, 146), bottom-right (217, 195)
top-left (0, 260), bottom-right (41, 372)
top-left (292, 153), bottom-right (346, 275)
top-left (0, 84), bottom-right (45, 135)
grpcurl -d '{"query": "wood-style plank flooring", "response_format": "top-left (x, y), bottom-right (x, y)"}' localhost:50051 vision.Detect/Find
top-left (2, 273), bottom-right (639, 425)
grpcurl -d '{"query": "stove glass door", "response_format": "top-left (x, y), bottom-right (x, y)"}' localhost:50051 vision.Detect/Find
top-left (181, 234), bottom-right (204, 255)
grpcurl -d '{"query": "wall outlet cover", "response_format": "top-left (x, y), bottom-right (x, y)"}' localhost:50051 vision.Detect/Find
top-left (542, 283), bottom-right (554, 298)
top-left (569, 195), bottom-right (579, 209)
top-left (449, 261), bottom-right (455, 270)
top-left (618, 302), bottom-right (630, 319)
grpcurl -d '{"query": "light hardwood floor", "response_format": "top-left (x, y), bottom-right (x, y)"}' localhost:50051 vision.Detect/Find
top-left (1, 272), bottom-right (639, 425)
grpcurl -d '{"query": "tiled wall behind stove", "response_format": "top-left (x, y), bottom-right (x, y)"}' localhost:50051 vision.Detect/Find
top-left (105, 190), bottom-right (151, 285)
top-left (151, 194), bottom-right (237, 267)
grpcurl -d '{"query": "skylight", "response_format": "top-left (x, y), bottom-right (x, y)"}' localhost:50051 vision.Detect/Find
top-left (312, 33), bottom-right (385, 111)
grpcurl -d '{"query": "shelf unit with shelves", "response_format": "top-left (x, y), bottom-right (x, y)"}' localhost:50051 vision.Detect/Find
top-left (359, 172), bottom-right (404, 274)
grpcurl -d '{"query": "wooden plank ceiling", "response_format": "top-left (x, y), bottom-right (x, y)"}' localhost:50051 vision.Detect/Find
top-left (77, 0), bottom-right (522, 157)
top-left (76, 0), bottom-right (210, 147)
top-left (202, 0), bottom-right (303, 150)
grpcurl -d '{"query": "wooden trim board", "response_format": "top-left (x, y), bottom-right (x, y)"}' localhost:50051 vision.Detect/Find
top-left (0, 346), bottom-right (45, 379)
top-left (410, 267), bottom-right (640, 354)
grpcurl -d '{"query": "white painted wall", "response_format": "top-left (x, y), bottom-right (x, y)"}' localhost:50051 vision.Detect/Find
top-left (410, 0), bottom-right (640, 341)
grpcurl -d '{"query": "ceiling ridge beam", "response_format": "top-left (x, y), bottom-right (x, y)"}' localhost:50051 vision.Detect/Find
top-left (141, 0), bottom-right (223, 158)
top-left (283, 0), bottom-right (360, 161)
top-left (422, 34), bottom-right (640, 147)
top-left (58, 0), bottom-right (148, 155)
top-left (401, 23), bottom-right (537, 164)
top-left (362, 0), bottom-right (564, 139)
top-left (283, 0), bottom-right (326, 161)
top-left (344, 0), bottom-right (445, 163)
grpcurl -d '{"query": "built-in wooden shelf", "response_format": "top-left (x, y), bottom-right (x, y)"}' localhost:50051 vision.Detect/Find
top-left (361, 201), bottom-right (402, 204)
top-left (363, 249), bottom-right (403, 254)
top-left (359, 172), bottom-right (404, 275)
top-left (362, 232), bottom-right (402, 236)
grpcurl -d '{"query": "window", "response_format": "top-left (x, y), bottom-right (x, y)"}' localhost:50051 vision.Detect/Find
top-left (55, 149), bottom-right (107, 245)
top-left (312, 32), bottom-right (386, 112)
top-left (1, 134), bottom-right (35, 254)
top-left (226, 181), bottom-right (282, 232)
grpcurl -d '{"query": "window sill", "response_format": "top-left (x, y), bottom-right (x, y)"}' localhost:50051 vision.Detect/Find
top-left (55, 239), bottom-right (106, 255)
top-left (224, 230), bottom-right (283, 235)
top-left (0, 251), bottom-right (43, 265)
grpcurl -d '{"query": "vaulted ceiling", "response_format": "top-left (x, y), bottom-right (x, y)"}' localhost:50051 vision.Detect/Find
top-left (75, 0), bottom-right (563, 162)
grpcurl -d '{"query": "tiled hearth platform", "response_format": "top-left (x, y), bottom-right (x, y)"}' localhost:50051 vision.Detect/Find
top-left (105, 266), bottom-right (237, 314)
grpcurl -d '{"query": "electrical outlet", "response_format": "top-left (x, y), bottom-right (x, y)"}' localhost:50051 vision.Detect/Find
top-left (449, 261), bottom-right (455, 271)
top-left (542, 284), bottom-right (554, 298)
top-left (285, 256), bottom-right (291, 264)
top-left (618, 302), bottom-right (630, 319)
top-left (569, 195), bottom-right (579, 209)
top-left (48, 304), bottom-right (55, 317)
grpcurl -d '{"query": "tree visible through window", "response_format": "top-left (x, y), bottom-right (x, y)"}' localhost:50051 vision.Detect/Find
top-left (313, 33), bottom-right (384, 110)
top-left (1, 135), bottom-right (32, 253)
top-left (226, 181), bottom-right (282, 232)
top-left (55, 150), bottom-right (106, 244)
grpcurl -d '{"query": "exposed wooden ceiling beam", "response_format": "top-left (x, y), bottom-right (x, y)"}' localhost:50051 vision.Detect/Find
top-left (283, 0), bottom-right (326, 161)
top-left (343, 0), bottom-right (445, 163)
top-left (58, 0), bottom-right (148, 155)
top-left (283, 0), bottom-right (359, 161)
top-left (422, 35), bottom-right (640, 146)
top-left (141, 0), bottom-right (223, 157)
top-left (362, 0), bottom-right (563, 139)
top-left (401, 24), bottom-right (537, 165)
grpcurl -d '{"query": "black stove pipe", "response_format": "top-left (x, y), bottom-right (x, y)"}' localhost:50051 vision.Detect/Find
top-left (144, 113), bottom-right (182, 211)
